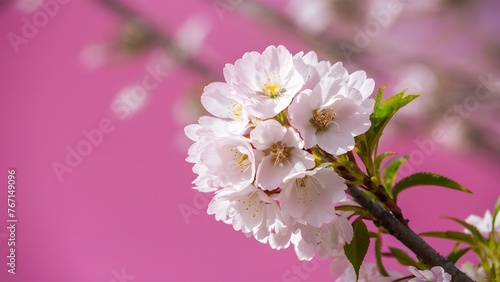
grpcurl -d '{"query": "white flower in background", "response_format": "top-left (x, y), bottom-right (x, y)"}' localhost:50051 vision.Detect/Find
top-left (111, 84), bottom-right (150, 120)
top-left (460, 262), bottom-right (488, 282)
top-left (279, 165), bottom-right (347, 227)
top-left (250, 119), bottom-right (315, 190)
top-left (15, 0), bottom-right (42, 13)
top-left (330, 252), bottom-right (404, 282)
top-left (408, 266), bottom-right (451, 282)
top-left (173, 14), bottom-right (212, 56)
top-left (288, 76), bottom-right (374, 155)
top-left (464, 209), bottom-right (500, 235)
top-left (229, 45), bottom-right (305, 119)
top-left (334, 263), bottom-right (403, 282)
top-left (285, 0), bottom-right (331, 35)
top-left (80, 43), bottom-right (112, 69)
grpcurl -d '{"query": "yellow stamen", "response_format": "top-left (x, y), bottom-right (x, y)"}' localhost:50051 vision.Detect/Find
top-left (310, 108), bottom-right (336, 131)
top-left (263, 83), bottom-right (281, 98)
top-left (271, 143), bottom-right (290, 167)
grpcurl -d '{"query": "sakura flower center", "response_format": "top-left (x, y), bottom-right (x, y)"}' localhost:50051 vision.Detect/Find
top-left (269, 142), bottom-right (290, 167)
top-left (228, 102), bottom-right (243, 121)
top-left (295, 176), bottom-right (322, 204)
top-left (311, 108), bottom-right (336, 131)
top-left (237, 192), bottom-right (262, 218)
top-left (231, 148), bottom-right (251, 173)
top-left (259, 73), bottom-right (283, 98)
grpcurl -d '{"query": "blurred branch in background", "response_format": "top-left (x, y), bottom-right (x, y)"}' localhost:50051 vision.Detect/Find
top-left (233, 1), bottom-right (350, 60)
top-left (229, 0), bottom-right (500, 161)
top-left (90, 0), bottom-right (500, 161)
top-left (96, 0), bottom-right (216, 80)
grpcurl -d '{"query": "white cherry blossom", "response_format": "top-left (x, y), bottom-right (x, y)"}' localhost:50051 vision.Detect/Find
top-left (460, 262), bottom-right (488, 282)
top-left (185, 116), bottom-right (249, 192)
top-left (293, 51), bottom-right (332, 91)
top-left (288, 76), bottom-right (374, 155)
top-left (207, 185), bottom-right (284, 239)
top-left (254, 222), bottom-right (293, 250)
top-left (331, 255), bottom-right (404, 282)
top-left (199, 136), bottom-right (260, 190)
top-left (408, 266), bottom-right (452, 282)
top-left (229, 45), bottom-right (305, 118)
top-left (291, 215), bottom-right (353, 261)
top-left (201, 82), bottom-right (249, 132)
top-left (347, 70), bottom-right (375, 101)
top-left (250, 119), bottom-right (315, 190)
top-left (279, 165), bottom-right (347, 227)
top-left (464, 209), bottom-right (500, 235)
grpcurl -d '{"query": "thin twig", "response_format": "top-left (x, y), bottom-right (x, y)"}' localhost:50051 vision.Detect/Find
top-left (347, 185), bottom-right (473, 282)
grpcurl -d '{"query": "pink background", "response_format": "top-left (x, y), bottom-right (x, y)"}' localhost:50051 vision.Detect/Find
top-left (1, 0), bottom-right (499, 281)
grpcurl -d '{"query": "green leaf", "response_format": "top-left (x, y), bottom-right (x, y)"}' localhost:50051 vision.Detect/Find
top-left (374, 233), bottom-right (389, 276)
top-left (374, 86), bottom-right (383, 109)
top-left (382, 156), bottom-right (409, 198)
top-left (365, 89), bottom-right (419, 154)
top-left (387, 247), bottom-right (419, 267)
top-left (344, 218), bottom-right (370, 280)
top-left (374, 152), bottom-right (396, 184)
top-left (392, 172), bottom-right (472, 200)
top-left (375, 152), bottom-right (396, 170)
top-left (492, 195), bottom-right (500, 241)
top-left (356, 88), bottom-right (418, 177)
top-left (336, 205), bottom-right (370, 219)
top-left (420, 231), bottom-right (475, 245)
top-left (444, 217), bottom-right (487, 243)
top-left (447, 243), bottom-right (471, 264)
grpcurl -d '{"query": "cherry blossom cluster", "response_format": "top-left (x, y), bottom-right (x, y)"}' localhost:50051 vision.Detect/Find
top-left (185, 45), bottom-right (375, 260)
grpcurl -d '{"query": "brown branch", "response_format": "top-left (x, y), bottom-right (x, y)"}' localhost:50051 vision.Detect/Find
top-left (363, 176), bottom-right (406, 223)
top-left (347, 185), bottom-right (473, 282)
